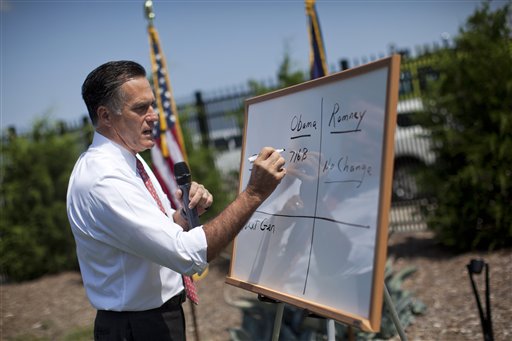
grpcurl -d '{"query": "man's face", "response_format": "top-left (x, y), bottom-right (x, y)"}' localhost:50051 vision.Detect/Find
top-left (110, 77), bottom-right (158, 154)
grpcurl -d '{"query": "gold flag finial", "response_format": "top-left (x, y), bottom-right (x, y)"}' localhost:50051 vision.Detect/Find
top-left (144, 0), bottom-right (155, 26)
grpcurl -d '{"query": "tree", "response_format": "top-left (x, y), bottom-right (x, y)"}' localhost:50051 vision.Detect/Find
top-left (420, 1), bottom-right (512, 250)
top-left (249, 50), bottom-right (307, 96)
top-left (227, 50), bottom-right (307, 134)
top-left (0, 119), bottom-right (84, 281)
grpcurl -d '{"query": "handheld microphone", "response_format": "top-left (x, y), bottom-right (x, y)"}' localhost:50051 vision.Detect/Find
top-left (174, 161), bottom-right (201, 229)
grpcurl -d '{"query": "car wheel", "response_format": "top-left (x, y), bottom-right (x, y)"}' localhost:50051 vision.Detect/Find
top-left (392, 160), bottom-right (423, 201)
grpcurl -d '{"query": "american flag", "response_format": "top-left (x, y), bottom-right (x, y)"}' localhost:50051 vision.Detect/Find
top-left (305, 0), bottom-right (328, 79)
top-left (147, 25), bottom-right (186, 209)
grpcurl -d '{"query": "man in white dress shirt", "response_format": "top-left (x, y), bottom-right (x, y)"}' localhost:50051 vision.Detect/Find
top-left (67, 61), bottom-right (286, 340)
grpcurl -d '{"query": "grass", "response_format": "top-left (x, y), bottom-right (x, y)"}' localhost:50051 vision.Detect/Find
top-left (7, 326), bottom-right (93, 341)
top-left (61, 326), bottom-right (93, 341)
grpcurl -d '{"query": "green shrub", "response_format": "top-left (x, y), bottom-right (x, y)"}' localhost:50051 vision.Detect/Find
top-left (0, 119), bottom-right (83, 281)
top-left (420, 2), bottom-right (512, 251)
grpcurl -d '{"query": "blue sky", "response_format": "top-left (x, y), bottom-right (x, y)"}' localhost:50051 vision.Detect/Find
top-left (1, 0), bottom-right (504, 132)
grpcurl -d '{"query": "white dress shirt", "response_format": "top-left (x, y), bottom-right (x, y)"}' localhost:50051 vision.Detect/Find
top-left (66, 132), bottom-right (208, 311)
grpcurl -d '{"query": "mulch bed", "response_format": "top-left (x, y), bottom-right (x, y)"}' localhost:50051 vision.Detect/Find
top-left (1, 231), bottom-right (511, 340)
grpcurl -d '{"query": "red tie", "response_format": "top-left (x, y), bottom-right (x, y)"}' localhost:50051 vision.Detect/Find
top-left (136, 159), bottom-right (199, 305)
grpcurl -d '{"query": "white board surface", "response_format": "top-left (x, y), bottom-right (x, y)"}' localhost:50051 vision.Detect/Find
top-left (227, 56), bottom-right (401, 331)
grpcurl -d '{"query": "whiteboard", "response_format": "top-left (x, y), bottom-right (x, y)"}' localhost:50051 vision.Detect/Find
top-left (226, 56), bottom-right (401, 332)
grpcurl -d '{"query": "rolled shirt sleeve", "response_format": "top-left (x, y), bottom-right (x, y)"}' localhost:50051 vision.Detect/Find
top-left (89, 172), bottom-right (207, 275)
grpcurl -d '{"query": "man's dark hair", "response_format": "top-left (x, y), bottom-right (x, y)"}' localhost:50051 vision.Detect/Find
top-left (82, 60), bottom-right (147, 126)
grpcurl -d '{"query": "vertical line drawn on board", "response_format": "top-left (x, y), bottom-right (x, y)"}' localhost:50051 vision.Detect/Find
top-left (303, 97), bottom-right (324, 295)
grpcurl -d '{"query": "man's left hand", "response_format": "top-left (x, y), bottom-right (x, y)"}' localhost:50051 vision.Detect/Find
top-left (176, 182), bottom-right (213, 216)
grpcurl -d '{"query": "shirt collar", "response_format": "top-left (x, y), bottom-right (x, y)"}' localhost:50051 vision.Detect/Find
top-left (91, 131), bottom-right (139, 170)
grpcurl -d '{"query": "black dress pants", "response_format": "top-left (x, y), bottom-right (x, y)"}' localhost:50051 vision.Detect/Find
top-left (94, 292), bottom-right (187, 341)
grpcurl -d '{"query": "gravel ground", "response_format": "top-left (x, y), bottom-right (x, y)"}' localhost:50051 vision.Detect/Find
top-left (1, 231), bottom-right (511, 340)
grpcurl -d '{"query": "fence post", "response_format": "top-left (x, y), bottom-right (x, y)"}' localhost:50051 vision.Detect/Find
top-left (7, 126), bottom-right (17, 140)
top-left (194, 91), bottom-right (210, 148)
top-left (340, 59), bottom-right (350, 71)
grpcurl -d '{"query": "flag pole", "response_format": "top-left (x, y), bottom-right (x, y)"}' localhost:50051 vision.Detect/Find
top-left (305, 0), bottom-right (328, 79)
top-left (143, 3), bottom-right (201, 341)
top-left (144, 0), bottom-right (155, 27)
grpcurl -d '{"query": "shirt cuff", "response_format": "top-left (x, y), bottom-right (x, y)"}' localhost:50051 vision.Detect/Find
top-left (184, 225), bottom-right (208, 275)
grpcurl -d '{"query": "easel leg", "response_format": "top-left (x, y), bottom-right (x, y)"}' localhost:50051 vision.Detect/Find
top-left (383, 284), bottom-right (408, 341)
top-left (327, 319), bottom-right (336, 341)
top-left (271, 302), bottom-right (285, 341)
top-left (347, 326), bottom-right (355, 341)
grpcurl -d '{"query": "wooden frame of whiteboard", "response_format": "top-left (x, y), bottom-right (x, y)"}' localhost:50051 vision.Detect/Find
top-left (226, 55), bottom-right (401, 332)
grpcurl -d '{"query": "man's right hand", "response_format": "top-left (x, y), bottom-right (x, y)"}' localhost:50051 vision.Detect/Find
top-left (202, 147), bottom-right (286, 262)
top-left (246, 147), bottom-right (287, 202)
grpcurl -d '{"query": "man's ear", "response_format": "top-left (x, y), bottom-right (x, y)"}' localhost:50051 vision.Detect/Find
top-left (97, 106), bottom-right (112, 127)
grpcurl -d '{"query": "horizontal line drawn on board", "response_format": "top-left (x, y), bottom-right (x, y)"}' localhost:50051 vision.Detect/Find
top-left (330, 128), bottom-right (362, 134)
top-left (291, 134), bottom-right (311, 139)
top-left (254, 210), bottom-right (370, 229)
top-left (324, 179), bottom-right (363, 187)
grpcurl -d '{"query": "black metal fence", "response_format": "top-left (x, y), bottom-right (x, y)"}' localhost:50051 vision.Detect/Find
top-left (175, 50), bottom-right (442, 232)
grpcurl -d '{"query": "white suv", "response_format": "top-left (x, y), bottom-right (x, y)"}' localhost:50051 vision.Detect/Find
top-left (392, 98), bottom-right (435, 201)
